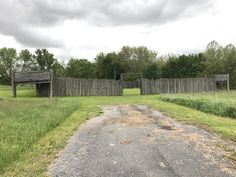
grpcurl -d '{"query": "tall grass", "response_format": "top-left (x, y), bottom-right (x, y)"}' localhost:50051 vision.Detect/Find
top-left (160, 91), bottom-right (236, 119)
top-left (0, 98), bottom-right (80, 174)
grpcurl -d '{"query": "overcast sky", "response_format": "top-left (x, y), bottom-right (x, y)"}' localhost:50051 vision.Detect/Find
top-left (0, 0), bottom-right (235, 61)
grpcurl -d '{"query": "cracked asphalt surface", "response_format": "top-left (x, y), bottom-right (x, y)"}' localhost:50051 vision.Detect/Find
top-left (50, 105), bottom-right (236, 177)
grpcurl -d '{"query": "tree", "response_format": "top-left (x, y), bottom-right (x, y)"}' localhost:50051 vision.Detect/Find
top-left (203, 41), bottom-right (236, 88)
top-left (66, 58), bottom-right (96, 78)
top-left (204, 40), bottom-right (224, 75)
top-left (95, 47), bottom-right (158, 80)
top-left (52, 61), bottom-right (66, 77)
top-left (143, 62), bottom-right (162, 79)
top-left (18, 49), bottom-right (37, 71)
top-left (222, 44), bottom-right (236, 88)
top-left (95, 52), bottom-right (122, 80)
top-left (118, 46), bottom-right (157, 74)
top-left (161, 54), bottom-right (206, 78)
top-left (0, 48), bottom-right (17, 84)
top-left (33, 49), bottom-right (56, 70)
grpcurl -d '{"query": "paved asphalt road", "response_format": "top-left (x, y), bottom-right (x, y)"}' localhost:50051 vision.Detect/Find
top-left (50, 105), bottom-right (236, 177)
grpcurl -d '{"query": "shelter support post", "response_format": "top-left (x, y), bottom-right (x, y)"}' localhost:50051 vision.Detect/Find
top-left (11, 70), bottom-right (16, 97)
top-left (227, 74), bottom-right (230, 91)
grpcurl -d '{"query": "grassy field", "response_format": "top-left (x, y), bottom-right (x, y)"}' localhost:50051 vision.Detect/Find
top-left (0, 87), bottom-right (235, 176)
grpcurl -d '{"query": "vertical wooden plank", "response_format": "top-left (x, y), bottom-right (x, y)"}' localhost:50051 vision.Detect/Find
top-left (227, 74), bottom-right (230, 91)
top-left (50, 70), bottom-right (53, 98)
top-left (75, 78), bottom-right (77, 96)
top-left (120, 74), bottom-right (124, 96)
top-left (179, 79), bottom-right (181, 93)
top-left (140, 74), bottom-right (143, 95)
top-left (174, 79), bottom-right (176, 93)
top-left (79, 79), bottom-right (82, 96)
top-left (11, 70), bottom-right (17, 97)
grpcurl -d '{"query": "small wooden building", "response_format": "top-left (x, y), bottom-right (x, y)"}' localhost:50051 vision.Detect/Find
top-left (11, 70), bottom-right (53, 97)
top-left (215, 74), bottom-right (230, 91)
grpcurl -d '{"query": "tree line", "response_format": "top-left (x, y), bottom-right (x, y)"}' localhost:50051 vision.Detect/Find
top-left (0, 41), bottom-right (236, 88)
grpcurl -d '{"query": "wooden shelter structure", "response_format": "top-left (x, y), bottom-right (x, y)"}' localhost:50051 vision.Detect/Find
top-left (215, 74), bottom-right (230, 91)
top-left (11, 70), bottom-right (53, 97)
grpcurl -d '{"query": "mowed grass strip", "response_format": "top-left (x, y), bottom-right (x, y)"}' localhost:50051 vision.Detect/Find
top-left (0, 97), bottom-right (80, 174)
top-left (146, 99), bottom-right (236, 141)
top-left (159, 91), bottom-right (236, 119)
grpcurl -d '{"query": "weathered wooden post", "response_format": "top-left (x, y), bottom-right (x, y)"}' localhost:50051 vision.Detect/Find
top-left (11, 70), bottom-right (16, 97)
top-left (167, 79), bottom-right (170, 93)
top-left (120, 73), bottom-right (124, 96)
top-left (227, 74), bottom-right (230, 91)
top-left (50, 70), bottom-right (53, 98)
top-left (140, 74), bottom-right (143, 95)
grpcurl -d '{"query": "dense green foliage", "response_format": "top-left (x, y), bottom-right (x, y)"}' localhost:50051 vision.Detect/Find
top-left (204, 41), bottom-right (236, 88)
top-left (160, 91), bottom-right (236, 118)
top-left (95, 52), bottom-right (121, 80)
top-left (161, 53), bottom-right (206, 78)
top-left (0, 48), bottom-right (17, 84)
top-left (66, 58), bottom-right (96, 78)
top-left (1, 41), bottom-right (236, 88)
top-left (160, 97), bottom-right (236, 119)
top-left (143, 62), bottom-right (162, 79)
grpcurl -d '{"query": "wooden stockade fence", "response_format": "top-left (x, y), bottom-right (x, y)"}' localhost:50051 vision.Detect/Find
top-left (53, 77), bottom-right (122, 96)
top-left (141, 78), bottom-right (217, 95)
top-left (12, 70), bottom-right (227, 97)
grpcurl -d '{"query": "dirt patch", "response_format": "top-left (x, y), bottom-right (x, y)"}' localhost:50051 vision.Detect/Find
top-left (117, 105), bottom-right (236, 174)
top-left (108, 130), bottom-right (114, 134)
top-left (120, 140), bottom-right (132, 145)
top-left (160, 125), bottom-right (174, 130)
top-left (141, 134), bottom-right (156, 144)
top-left (105, 105), bottom-right (156, 127)
top-left (152, 123), bottom-right (236, 174)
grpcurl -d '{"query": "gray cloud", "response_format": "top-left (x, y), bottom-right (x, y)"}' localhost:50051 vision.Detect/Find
top-left (0, 0), bottom-right (65, 48)
top-left (90, 0), bottom-right (215, 26)
top-left (0, 20), bottom-right (62, 48)
top-left (0, 0), bottom-right (215, 47)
